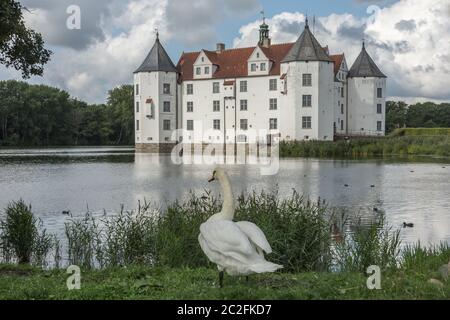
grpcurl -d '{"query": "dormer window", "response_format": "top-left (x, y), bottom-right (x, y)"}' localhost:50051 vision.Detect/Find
top-left (256, 53), bottom-right (260, 58)
top-left (196, 67), bottom-right (201, 75)
top-left (201, 57), bottom-right (205, 62)
top-left (260, 63), bottom-right (266, 71)
top-left (205, 66), bottom-right (210, 74)
top-left (251, 63), bottom-right (257, 72)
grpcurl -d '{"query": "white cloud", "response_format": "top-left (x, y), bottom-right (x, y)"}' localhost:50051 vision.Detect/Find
top-left (233, 0), bottom-right (450, 102)
top-left (1, 0), bottom-right (449, 104)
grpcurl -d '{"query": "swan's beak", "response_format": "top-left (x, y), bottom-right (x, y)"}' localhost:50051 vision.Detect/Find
top-left (208, 176), bottom-right (215, 183)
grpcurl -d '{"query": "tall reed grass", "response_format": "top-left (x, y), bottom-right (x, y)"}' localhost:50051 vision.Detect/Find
top-left (0, 200), bottom-right (55, 265)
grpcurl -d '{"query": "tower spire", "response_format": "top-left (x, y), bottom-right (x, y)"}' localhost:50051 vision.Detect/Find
top-left (305, 14), bottom-right (309, 28)
top-left (155, 28), bottom-right (159, 40)
top-left (258, 9), bottom-right (270, 47)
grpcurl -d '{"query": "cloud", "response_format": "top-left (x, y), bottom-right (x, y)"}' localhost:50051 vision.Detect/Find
top-left (21, 0), bottom-right (113, 50)
top-left (1, 0), bottom-right (449, 104)
top-left (233, 0), bottom-right (450, 102)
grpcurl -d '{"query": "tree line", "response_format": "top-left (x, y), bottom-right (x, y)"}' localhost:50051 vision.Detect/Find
top-left (386, 101), bottom-right (450, 134)
top-left (0, 80), bottom-right (134, 146)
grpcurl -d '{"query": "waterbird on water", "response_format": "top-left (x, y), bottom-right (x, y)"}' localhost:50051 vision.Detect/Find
top-left (403, 222), bottom-right (414, 228)
top-left (198, 168), bottom-right (282, 288)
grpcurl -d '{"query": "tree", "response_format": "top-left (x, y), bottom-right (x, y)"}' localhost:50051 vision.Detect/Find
top-left (107, 85), bottom-right (134, 145)
top-left (0, 0), bottom-right (52, 78)
top-left (386, 101), bottom-right (407, 133)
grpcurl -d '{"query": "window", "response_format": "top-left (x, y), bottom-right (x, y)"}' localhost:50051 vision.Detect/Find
top-left (377, 88), bottom-right (383, 98)
top-left (187, 120), bottom-right (194, 131)
top-left (196, 67), bottom-right (201, 75)
top-left (260, 63), bottom-right (266, 71)
top-left (302, 95), bottom-right (312, 107)
top-left (205, 66), bottom-right (210, 74)
top-left (251, 63), bottom-right (257, 72)
top-left (163, 120), bottom-right (171, 131)
top-left (136, 120), bottom-right (140, 131)
top-left (377, 121), bottom-right (383, 132)
top-left (187, 84), bottom-right (193, 95)
top-left (163, 83), bottom-right (171, 95)
top-left (302, 116), bottom-right (312, 129)
top-left (269, 98), bottom-right (277, 110)
top-left (136, 102), bottom-right (139, 113)
top-left (341, 87), bottom-right (344, 98)
top-left (269, 118), bottom-right (278, 130)
top-left (213, 82), bottom-right (220, 94)
top-left (256, 52), bottom-right (260, 58)
top-left (240, 100), bottom-right (248, 111)
top-left (213, 119), bottom-right (221, 130)
top-left (163, 101), bottom-right (170, 113)
top-left (187, 102), bottom-right (193, 113)
top-left (240, 119), bottom-right (248, 131)
top-left (302, 74), bottom-right (312, 87)
top-left (341, 120), bottom-right (344, 131)
top-left (341, 103), bottom-right (344, 115)
top-left (240, 81), bottom-right (247, 92)
top-left (213, 100), bottom-right (220, 112)
top-left (135, 84), bottom-right (139, 95)
top-left (269, 79), bottom-right (277, 91)
top-left (377, 103), bottom-right (382, 114)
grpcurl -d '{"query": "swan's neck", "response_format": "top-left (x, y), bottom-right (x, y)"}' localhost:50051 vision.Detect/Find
top-left (217, 175), bottom-right (235, 220)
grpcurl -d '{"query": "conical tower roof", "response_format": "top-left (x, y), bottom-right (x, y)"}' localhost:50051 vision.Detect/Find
top-left (282, 18), bottom-right (332, 63)
top-left (134, 34), bottom-right (177, 73)
top-left (348, 43), bottom-right (386, 78)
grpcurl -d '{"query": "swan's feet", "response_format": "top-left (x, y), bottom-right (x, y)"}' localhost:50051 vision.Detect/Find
top-left (219, 271), bottom-right (224, 288)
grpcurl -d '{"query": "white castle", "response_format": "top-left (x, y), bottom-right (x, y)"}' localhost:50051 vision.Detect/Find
top-left (134, 18), bottom-right (387, 153)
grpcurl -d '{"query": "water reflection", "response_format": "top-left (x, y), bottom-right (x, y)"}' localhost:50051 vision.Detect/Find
top-left (0, 147), bottom-right (449, 247)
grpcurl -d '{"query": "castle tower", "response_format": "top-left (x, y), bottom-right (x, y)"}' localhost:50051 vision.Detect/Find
top-left (134, 32), bottom-right (179, 153)
top-left (281, 17), bottom-right (335, 141)
top-left (347, 41), bottom-right (387, 136)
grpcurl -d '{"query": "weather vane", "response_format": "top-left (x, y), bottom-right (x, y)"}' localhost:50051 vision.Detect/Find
top-left (155, 28), bottom-right (159, 39)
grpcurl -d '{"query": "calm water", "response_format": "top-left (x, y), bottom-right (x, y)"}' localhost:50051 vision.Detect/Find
top-left (0, 147), bottom-right (449, 247)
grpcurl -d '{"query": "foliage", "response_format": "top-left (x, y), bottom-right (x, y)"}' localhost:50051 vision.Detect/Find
top-left (280, 135), bottom-right (450, 158)
top-left (0, 81), bottom-right (134, 146)
top-left (334, 215), bottom-right (402, 272)
top-left (386, 101), bottom-right (450, 134)
top-left (0, 0), bottom-right (52, 77)
top-left (0, 200), bottom-right (54, 265)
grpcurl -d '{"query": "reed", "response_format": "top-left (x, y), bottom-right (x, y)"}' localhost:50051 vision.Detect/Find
top-left (0, 200), bottom-right (54, 265)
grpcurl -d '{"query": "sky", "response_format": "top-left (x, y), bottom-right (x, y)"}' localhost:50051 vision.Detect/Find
top-left (1, 0), bottom-right (449, 104)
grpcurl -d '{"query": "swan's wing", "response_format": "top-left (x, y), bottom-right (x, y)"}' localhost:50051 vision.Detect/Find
top-left (235, 221), bottom-right (272, 254)
top-left (199, 220), bottom-right (254, 263)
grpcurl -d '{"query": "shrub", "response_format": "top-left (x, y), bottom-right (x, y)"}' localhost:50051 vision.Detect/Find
top-left (0, 200), bottom-right (54, 265)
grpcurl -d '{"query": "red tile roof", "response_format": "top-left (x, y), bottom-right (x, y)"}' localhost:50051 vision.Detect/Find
top-left (177, 43), bottom-right (294, 81)
top-left (330, 54), bottom-right (344, 75)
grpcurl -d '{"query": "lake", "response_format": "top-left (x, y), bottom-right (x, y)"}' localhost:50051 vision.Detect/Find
top-left (0, 147), bottom-right (449, 247)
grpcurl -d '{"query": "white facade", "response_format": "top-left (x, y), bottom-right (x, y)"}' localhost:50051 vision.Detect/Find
top-left (134, 23), bottom-right (387, 152)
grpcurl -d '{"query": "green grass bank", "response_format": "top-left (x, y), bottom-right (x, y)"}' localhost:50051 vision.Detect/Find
top-left (280, 129), bottom-right (450, 158)
top-left (0, 264), bottom-right (449, 300)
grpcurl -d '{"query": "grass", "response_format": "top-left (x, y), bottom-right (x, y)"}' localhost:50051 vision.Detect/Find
top-left (61, 191), bottom-right (334, 272)
top-left (280, 134), bottom-right (450, 158)
top-left (1, 193), bottom-right (449, 300)
top-left (0, 263), bottom-right (448, 300)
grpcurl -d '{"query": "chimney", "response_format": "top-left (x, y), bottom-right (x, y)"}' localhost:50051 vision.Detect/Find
top-left (216, 43), bottom-right (225, 53)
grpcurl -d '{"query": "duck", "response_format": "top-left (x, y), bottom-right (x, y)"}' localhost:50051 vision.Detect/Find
top-left (403, 222), bottom-right (414, 228)
top-left (198, 168), bottom-right (283, 288)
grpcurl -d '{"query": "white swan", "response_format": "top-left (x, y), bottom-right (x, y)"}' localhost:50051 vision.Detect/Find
top-left (198, 168), bottom-right (283, 287)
